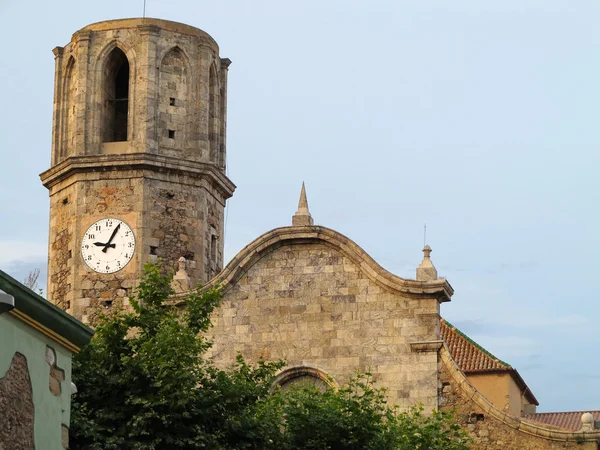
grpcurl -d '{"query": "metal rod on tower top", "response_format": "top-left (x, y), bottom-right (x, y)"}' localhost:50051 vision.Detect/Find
top-left (143, 0), bottom-right (146, 18)
top-left (424, 223), bottom-right (427, 246)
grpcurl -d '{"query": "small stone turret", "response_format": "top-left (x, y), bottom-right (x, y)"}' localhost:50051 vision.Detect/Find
top-left (172, 256), bottom-right (191, 293)
top-left (416, 245), bottom-right (438, 281)
top-left (292, 182), bottom-right (314, 226)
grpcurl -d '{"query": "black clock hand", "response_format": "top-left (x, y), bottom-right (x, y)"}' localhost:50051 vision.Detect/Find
top-left (94, 242), bottom-right (116, 249)
top-left (102, 223), bottom-right (121, 253)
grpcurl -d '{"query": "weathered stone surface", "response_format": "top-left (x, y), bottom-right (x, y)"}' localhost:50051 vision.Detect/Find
top-left (208, 240), bottom-right (443, 410)
top-left (42, 18), bottom-right (235, 321)
top-left (61, 425), bottom-right (69, 449)
top-left (0, 353), bottom-right (34, 450)
top-left (49, 365), bottom-right (65, 396)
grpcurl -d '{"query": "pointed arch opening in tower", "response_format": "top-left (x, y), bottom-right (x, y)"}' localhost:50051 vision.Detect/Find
top-left (102, 47), bottom-right (129, 143)
top-left (59, 56), bottom-right (76, 162)
top-left (209, 63), bottom-right (220, 164)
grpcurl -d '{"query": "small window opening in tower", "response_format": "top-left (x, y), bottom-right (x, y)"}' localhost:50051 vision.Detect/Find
top-left (103, 48), bottom-right (129, 143)
top-left (211, 234), bottom-right (218, 261)
top-left (169, 97), bottom-right (176, 106)
top-left (113, 62), bottom-right (129, 141)
top-left (168, 129), bottom-right (175, 139)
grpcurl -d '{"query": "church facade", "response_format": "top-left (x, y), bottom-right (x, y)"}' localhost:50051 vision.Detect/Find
top-left (40, 18), bottom-right (600, 449)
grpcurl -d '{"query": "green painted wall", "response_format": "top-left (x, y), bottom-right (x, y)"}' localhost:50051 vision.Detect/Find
top-left (0, 312), bottom-right (73, 449)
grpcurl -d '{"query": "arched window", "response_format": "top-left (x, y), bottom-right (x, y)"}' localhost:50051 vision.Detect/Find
top-left (274, 367), bottom-right (334, 393)
top-left (103, 48), bottom-right (129, 142)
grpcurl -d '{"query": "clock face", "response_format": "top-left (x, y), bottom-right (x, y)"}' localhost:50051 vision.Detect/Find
top-left (81, 218), bottom-right (135, 274)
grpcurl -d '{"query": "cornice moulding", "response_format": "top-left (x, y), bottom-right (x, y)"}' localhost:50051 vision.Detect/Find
top-left (40, 153), bottom-right (236, 198)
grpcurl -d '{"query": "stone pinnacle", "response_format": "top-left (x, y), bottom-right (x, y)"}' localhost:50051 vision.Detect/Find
top-left (416, 245), bottom-right (438, 281)
top-left (292, 182), bottom-right (314, 226)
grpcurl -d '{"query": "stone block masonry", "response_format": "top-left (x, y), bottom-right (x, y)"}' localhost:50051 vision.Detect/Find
top-left (205, 225), bottom-right (452, 411)
top-left (41, 19), bottom-right (235, 321)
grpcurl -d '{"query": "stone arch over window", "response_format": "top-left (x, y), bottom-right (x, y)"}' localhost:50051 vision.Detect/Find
top-left (273, 366), bottom-right (336, 393)
top-left (159, 47), bottom-right (189, 152)
top-left (102, 47), bottom-right (129, 143)
top-left (208, 62), bottom-right (220, 164)
top-left (59, 56), bottom-right (76, 162)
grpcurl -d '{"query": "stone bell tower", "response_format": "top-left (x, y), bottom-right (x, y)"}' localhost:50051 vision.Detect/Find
top-left (40, 19), bottom-right (235, 322)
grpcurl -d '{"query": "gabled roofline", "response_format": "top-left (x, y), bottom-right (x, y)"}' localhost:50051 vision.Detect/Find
top-left (0, 270), bottom-right (94, 352)
top-left (187, 225), bottom-right (453, 302)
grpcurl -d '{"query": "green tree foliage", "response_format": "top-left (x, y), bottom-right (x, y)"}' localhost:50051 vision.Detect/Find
top-left (261, 374), bottom-right (471, 450)
top-left (70, 263), bottom-right (470, 450)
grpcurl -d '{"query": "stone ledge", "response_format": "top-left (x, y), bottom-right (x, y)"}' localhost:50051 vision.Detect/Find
top-left (40, 153), bottom-right (236, 199)
top-left (80, 18), bottom-right (219, 49)
top-left (410, 340), bottom-right (444, 352)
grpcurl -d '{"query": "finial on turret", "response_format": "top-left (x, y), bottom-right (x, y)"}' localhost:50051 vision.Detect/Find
top-left (416, 245), bottom-right (438, 281)
top-left (292, 182), bottom-right (314, 226)
top-left (580, 413), bottom-right (596, 431)
top-left (423, 245), bottom-right (432, 258)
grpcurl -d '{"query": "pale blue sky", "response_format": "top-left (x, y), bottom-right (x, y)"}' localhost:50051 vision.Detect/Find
top-left (1, 0), bottom-right (599, 412)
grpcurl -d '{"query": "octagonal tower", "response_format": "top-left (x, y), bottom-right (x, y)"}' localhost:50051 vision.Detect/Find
top-left (40, 19), bottom-right (235, 321)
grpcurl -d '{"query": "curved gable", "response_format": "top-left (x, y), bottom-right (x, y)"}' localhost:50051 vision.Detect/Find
top-left (204, 225), bottom-right (451, 410)
top-left (204, 225), bottom-right (453, 301)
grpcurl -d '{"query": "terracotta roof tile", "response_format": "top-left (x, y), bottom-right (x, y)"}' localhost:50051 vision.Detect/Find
top-left (523, 411), bottom-right (600, 431)
top-left (440, 318), bottom-right (539, 406)
top-left (440, 319), bottom-right (510, 373)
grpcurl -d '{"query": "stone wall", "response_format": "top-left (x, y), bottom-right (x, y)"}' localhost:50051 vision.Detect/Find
top-left (0, 353), bottom-right (34, 450)
top-left (47, 182), bottom-right (76, 310)
top-left (208, 236), bottom-right (444, 410)
top-left (158, 47), bottom-right (189, 155)
top-left (68, 176), bottom-right (141, 322)
top-left (145, 177), bottom-right (225, 285)
top-left (439, 348), bottom-right (600, 449)
top-left (44, 160), bottom-right (230, 322)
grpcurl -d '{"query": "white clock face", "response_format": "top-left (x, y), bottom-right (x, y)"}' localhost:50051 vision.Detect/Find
top-left (81, 218), bottom-right (135, 274)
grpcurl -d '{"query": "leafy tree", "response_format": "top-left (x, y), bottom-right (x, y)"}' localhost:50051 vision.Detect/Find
top-left (260, 374), bottom-right (470, 450)
top-left (70, 263), bottom-right (283, 449)
top-left (70, 263), bottom-right (470, 450)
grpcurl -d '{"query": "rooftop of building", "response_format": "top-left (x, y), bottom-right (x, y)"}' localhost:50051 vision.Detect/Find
top-left (0, 269), bottom-right (93, 352)
top-left (523, 411), bottom-right (600, 431)
top-left (441, 318), bottom-right (539, 406)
